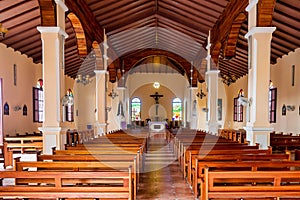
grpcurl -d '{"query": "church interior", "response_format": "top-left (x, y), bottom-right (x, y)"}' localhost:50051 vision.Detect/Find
top-left (0, 0), bottom-right (300, 199)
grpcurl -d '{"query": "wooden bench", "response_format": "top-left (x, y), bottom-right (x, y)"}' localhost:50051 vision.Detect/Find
top-left (192, 155), bottom-right (291, 198)
top-left (270, 132), bottom-right (300, 152)
top-left (4, 136), bottom-right (43, 153)
top-left (0, 170), bottom-right (133, 199)
top-left (203, 168), bottom-right (300, 200)
top-left (182, 147), bottom-right (267, 178)
top-left (0, 143), bottom-right (13, 168)
top-left (186, 150), bottom-right (288, 188)
top-left (15, 160), bottom-right (137, 199)
top-left (193, 160), bottom-right (300, 198)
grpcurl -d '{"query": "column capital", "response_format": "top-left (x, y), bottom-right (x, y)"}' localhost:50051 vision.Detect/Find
top-left (189, 87), bottom-right (198, 90)
top-left (246, 0), bottom-right (258, 12)
top-left (94, 69), bottom-right (107, 74)
top-left (205, 55), bottom-right (211, 61)
top-left (38, 126), bottom-right (62, 133)
top-left (37, 26), bottom-right (68, 38)
top-left (244, 126), bottom-right (274, 132)
top-left (206, 70), bottom-right (220, 75)
top-left (54, 0), bottom-right (68, 12)
top-left (245, 27), bottom-right (276, 39)
top-left (206, 43), bottom-right (211, 50)
top-left (117, 87), bottom-right (126, 90)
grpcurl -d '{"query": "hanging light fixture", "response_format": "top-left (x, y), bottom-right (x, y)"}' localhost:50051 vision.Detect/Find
top-left (0, 23), bottom-right (8, 39)
top-left (75, 74), bottom-right (92, 85)
top-left (222, 71), bottom-right (236, 86)
top-left (108, 89), bottom-right (118, 99)
top-left (197, 81), bottom-right (206, 99)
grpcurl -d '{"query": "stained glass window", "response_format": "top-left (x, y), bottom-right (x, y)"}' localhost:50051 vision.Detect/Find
top-left (131, 97), bottom-right (141, 121)
top-left (172, 98), bottom-right (182, 120)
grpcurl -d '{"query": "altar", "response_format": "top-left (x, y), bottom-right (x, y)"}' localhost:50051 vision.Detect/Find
top-left (149, 121), bottom-right (166, 132)
top-left (149, 121), bottom-right (166, 139)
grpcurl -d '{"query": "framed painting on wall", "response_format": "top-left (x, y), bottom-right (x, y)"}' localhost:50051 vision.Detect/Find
top-left (218, 98), bottom-right (222, 121)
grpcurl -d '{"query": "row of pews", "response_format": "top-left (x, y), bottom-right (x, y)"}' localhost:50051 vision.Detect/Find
top-left (173, 129), bottom-right (300, 200)
top-left (0, 129), bottom-right (148, 200)
top-left (270, 131), bottom-right (300, 152)
top-left (0, 132), bottom-right (43, 168)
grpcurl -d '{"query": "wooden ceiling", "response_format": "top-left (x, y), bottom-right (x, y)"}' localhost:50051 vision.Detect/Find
top-left (0, 0), bottom-right (299, 87)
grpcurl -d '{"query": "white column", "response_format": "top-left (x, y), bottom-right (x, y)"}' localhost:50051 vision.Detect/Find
top-left (117, 86), bottom-right (127, 129)
top-left (94, 70), bottom-right (107, 136)
top-left (205, 70), bottom-right (220, 134)
top-left (37, 0), bottom-right (68, 154)
top-left (37, 27), bottom-right (68, 154)
top-left (244, 0), bottom-right (276, 149)
top-left (190, 87), bottom-right (198, 129)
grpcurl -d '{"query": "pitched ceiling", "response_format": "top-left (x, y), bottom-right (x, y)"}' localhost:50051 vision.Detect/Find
top-left (0, 0), bottom-right (299, 87)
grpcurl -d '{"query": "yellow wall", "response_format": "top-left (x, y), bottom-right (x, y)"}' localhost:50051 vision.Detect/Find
top-left (0, 43), bottom-right (42, 136)
top-left (271, 48), bottom-right (300, 133)
top-left (131, 84), bottom-right (175, 122)
top-left (223, 75), bottom-right (248, 130)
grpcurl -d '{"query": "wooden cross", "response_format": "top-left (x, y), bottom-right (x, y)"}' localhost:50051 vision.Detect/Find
top-left (150, 92), bottom-right (163, 104)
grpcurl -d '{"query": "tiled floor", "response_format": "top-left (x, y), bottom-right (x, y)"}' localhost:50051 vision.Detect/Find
top-left (137, 135), bottom-right (195, 200)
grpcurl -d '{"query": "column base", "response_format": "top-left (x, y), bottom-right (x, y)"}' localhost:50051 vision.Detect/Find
top-left (206, 121), bottom-right (220, 135)
top-left (244, 126), bottom-right (274, 149)
top-left (38, 126), bottom-right (62, 154)
top-left (94, 122), bottom-right (107, 137)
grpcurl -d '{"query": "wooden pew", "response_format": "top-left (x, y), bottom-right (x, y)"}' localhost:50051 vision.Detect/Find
top-left (0, 170), bottom-right (133, 199)
top-left (0, 142), bottom-right (13, 168)
top-left (15, 160), bottom-right (137, 199)
top-left (194, 160), bottom-right (300, 198)
top-left (4, 136), bottom-right (43, 153)
top-left (182, 147), bottom-right (267, 178)
top-left (270, 131), bottom-right (300, 152)
top-left (50, 148), bottom-right (141, 199)
top-left (186, 150), bottom-right (288, 188)
top-left (192, 155), bottom-right (291, 198)
top-left (203, 168), bottom-right (300, 200)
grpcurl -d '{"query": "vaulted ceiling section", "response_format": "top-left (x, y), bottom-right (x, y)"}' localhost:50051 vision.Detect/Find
top-left (0, 0), bottom-right (299, 87)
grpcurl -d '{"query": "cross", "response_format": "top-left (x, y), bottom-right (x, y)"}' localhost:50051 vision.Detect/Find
top-left (150, 92), bottom-right (163, 104)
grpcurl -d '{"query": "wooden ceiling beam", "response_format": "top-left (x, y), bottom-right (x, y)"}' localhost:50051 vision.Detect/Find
top-left (38, 0), bottom-right (56, 26)
top-left (223, 12), bottom-right (247, 59)
top-left (257, 0), bottom-right (276, 26)
top-left (210, 0), bottom-right (248, 59)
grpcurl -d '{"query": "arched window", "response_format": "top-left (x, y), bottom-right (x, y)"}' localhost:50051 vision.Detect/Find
top-left (33, 79), bottom-right (44, 122)
top-left (233, 89), bottom-right (243, 122)
top-left (172, 98), bottom-right (182, 120)
top-left (131, 97), bottom-right (141, 121)
top-left (63, 89), bottom-right (74, 122)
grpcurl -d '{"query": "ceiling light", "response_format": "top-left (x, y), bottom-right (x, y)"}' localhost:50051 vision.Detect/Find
top-left (0, 23), bottom-right (8, 39)
top-left (75, 74), bottom-right (92, 85)
top-left (153, 82), bottom-right (160, 89)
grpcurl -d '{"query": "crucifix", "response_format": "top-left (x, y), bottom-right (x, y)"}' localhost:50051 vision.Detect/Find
top-left (150, 92), bottom-right (164, 116)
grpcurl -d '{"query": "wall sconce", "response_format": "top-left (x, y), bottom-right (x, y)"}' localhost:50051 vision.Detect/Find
top-left (0, 23), bottom-right (8, 39)
top-left (202, 108), bottom-right (209, 112)
top-left (108, 89), bottom-right (118, 99)
top-left (75, 74), bottom-right (92, 85)
top-left (286, 105), bottom-right (295, 111)
top-left (13, 105), bottom-right (22, 112)
top-left (106, 106), bottom-right (112, 112)
top-left (196, 81), bottom-right (206, 99)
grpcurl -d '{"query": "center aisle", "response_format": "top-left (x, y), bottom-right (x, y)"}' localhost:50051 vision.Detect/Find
top-left (137, 133), bottom-right (194, 200)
